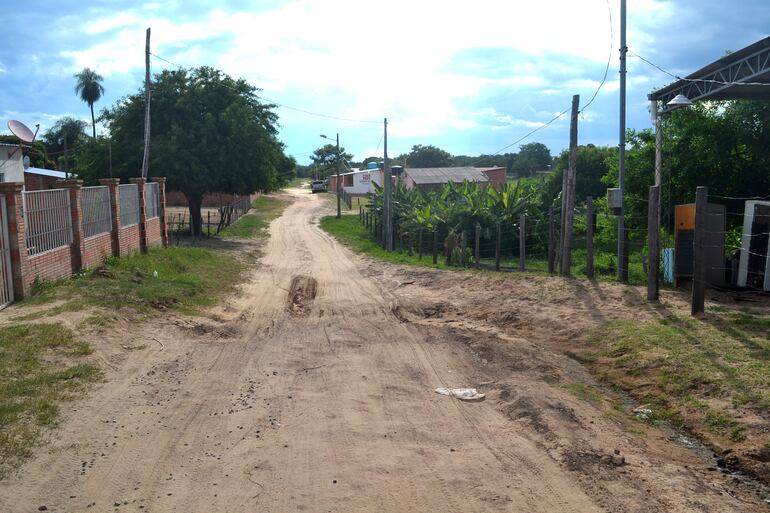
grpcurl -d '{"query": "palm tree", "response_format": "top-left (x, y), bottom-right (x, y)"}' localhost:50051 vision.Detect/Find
top-left (73, 68), bottom-right (105, 138)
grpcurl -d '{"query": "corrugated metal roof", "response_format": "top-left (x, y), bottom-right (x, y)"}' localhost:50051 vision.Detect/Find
top-left (25, 167), bottom-right (67, 179)
top-left (405, 167), bottom-right (489, 185)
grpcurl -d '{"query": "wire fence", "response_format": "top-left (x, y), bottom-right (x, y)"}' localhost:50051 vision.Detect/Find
top-left (23, 188), bottom-right (73, 255)
top-left (118, 184), bottom-right (140, 228)
top-left (166, 195), bottom-right (252, 238)
top-left (145, 182), bottom-right (160, 220)
top-left (81, 186), bottom-right (112, 238)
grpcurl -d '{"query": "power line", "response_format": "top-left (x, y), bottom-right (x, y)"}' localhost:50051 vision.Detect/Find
top-left (580, 0), bottom-right (613, 115)
top-left (149, 52), bottom-right (380, 124)
top-left (629, 48), bottom-right (770, 87)
top-left (484, 107), bottom-right (572, 158)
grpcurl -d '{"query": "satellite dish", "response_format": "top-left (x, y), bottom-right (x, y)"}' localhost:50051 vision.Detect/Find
top-left (23, 155), bottom-right (30, 169)
top-left (8, 120), bottom-right (36, 143)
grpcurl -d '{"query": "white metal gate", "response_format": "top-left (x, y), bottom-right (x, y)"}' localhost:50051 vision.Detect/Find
top-left (0, 196), bottom-right (13, 309)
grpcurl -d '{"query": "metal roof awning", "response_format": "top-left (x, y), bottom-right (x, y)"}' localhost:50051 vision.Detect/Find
top-left (648, 36), bottom-right (770, 110)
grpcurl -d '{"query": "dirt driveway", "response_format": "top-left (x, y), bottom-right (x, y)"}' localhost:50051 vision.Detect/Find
top-left (0, 188), bottom-right (766, 512)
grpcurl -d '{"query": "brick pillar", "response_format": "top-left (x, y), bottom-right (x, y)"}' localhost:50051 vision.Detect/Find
top-left (130, 178), bottom-right (148, 253)
top-left (99, 178), bottom-right (121, 257)
top-left (0, 182), bottom-right (30, 299)
top-left (60, 180), bottom-right (85, 273)
top-left (151, 177), bottom-right (169, 246)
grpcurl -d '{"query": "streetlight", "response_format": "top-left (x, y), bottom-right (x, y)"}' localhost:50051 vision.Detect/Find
top-left (320, 133), bottom-right (341, 219)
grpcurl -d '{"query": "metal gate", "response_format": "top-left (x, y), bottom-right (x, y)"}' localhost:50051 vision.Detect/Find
top-left (0, 196), bottom-right (14, 310)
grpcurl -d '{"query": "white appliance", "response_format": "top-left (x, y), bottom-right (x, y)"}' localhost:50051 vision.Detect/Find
top-left (737, 200), bottom-right (770, 291)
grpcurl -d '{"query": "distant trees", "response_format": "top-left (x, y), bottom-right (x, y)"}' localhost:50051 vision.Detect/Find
top-left (511, 142), bottom-right (552, 176)
top-left (310, 144), bottom-right (353, 178)
top-left (74, 68), bottom-right (105, 138)
top-left (42, 117), bottom-right (89, 172)
top-left (397, 144), bottom-right (453, 168)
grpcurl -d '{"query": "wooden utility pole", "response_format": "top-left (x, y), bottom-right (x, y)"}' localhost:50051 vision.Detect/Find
top-left (561, 94), bottom-right (580, 276)
top-left (647, 185), bottom-right (660, 301)
top-left (474, 224), bottom-right (481, 269)
top-left (548, 206), bottom-right (555, 274)
top-left (141, 27), bottom-right (151, 179)
top-left (383, 118), bottom-right (393, 251)
top-left (691, 186), bottom-right (707, 315)
top-left (587, 196), bottom-right (595, 279)
top-left (518, 214), bottom-right (526, 271)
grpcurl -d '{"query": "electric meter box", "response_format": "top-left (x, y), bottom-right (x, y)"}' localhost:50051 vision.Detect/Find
top-left (606, 188), bottom-right (623, 215)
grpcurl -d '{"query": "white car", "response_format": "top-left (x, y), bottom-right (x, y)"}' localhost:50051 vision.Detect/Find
top-left (311, 180), bottom-right (327, 193)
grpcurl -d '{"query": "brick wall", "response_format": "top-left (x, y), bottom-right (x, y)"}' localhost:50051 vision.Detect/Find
top-left (118, 224), bottom-right (141, 256)
top-left (82, 233), bottom-right (113, 269)
top-left (0, 177), bottom-right (169, 302)
top-left (25, 246), bottom-right (72, 289)
top-left (146, 217), bottom-right (162, 247)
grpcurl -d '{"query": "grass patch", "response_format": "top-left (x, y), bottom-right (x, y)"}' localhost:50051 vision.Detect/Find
top-left (0, 323), bottom-right (100, 478)
top-left (219, 195), bottom-right (287, 238)
top-left (582, 310), bottom-right (770, 442)
top-left (320, 215), bottom-right (455, 269)
top-left (18, 246), bottom-right (242, 315)
top-left (560, 381), bottom-right (602, 404)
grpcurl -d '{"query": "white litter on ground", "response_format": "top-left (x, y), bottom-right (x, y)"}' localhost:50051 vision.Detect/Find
top-left (435, 388), bottom-right (486, 401)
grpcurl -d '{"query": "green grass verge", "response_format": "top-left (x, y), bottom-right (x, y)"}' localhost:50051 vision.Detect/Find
top-left (219, 195), bottom-right (287, 238)
top-left (16, 246), bottom-right (242, 316)
top-left (321, 214), bottom-right (648, 284)
top-left (0, 323), bottom-right (100, 478)
top-left (320, 215), bottom-right (455, 269)
top-left (581, 310), bottom-right (770, 441)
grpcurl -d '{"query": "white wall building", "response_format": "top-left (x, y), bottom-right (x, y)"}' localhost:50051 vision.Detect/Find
top-left (0, 143), bottom-right (25, 183)
top-left (341, 168), bottom-right (382, 195)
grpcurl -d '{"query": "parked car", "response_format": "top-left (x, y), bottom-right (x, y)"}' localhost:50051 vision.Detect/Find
top-left (311, 180), bottom-right (327, 193)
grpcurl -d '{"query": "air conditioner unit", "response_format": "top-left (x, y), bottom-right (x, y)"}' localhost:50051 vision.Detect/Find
top-left (737, 200), bottom-right (770, 291)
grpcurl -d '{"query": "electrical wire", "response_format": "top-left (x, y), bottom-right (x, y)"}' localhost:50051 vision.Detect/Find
top-left (629, 48), bottom-right (770, 87)
top-left (580, 0), bottom-right (613, 115)
top-left (150, 52), bottom-right (381, 124)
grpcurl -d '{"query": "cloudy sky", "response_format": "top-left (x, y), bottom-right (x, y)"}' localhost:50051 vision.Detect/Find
top-left (0, 0), bottom-right (767, 164)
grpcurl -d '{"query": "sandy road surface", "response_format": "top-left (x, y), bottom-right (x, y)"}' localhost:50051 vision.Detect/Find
top-left (0, 188), bottom-right (765, 512)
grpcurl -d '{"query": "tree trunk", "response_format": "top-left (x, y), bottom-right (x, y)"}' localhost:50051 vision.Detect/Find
top-left (90, 103), bottom-right (96, 138)
top-left (186, 193), bottom-right (203, 237)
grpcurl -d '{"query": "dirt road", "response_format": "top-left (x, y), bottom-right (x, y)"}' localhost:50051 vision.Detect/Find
top-left (1, 188), bottom-right (765, 512)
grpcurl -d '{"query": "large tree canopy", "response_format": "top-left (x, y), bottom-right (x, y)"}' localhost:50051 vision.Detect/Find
top-left (398, 144), bottom-right (452, 168)
top-left (310, 143), bottom-right (353, 178)
top-left (82, 66), bottom-right (291, 235)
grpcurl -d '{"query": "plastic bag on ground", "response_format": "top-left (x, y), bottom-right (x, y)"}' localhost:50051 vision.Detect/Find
top-left (435, 387), bottom-right (486, 401)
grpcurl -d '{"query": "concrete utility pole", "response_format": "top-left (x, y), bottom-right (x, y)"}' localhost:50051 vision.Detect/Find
top-left (618, 0), bottom-right (628, 282)
top-left (141, 27), bottom-right (151, 179)
top-left (383, 118), bottom-right (393, 251)
top-left (335, 133), bottom-right (341, 218)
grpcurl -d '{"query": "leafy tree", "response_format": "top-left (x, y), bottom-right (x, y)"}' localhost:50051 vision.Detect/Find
top-left (74, 68), bottom-right (105, 138)
top-left (0, 135), bottom-right (54, 169)
top-left (310, 144), bottom-right (353, 178)
top-left (87, 66), bottom-right (288, 236)
top-left (511, 142), bottom-right (552, 176)
top-left (42, 117), bottom-right (89, 172)
top-left (399, 144), bottom-right (452, 168)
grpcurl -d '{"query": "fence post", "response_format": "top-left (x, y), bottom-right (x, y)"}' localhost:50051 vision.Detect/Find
top-left (647, 186), bottom-right (660, 301)
top-left (548, 206), bottom-right (555, 274)
top-left (61, 180), bottom-right (86, 273)
top-left (432, 230), bottom-right (438, 265)
top-left (207, 211), bottom-right (211, 237)
top-left (129, 178), bottom-right (148, 253)
top-left (460, 230), bottom-right (467, 267)
top-left (474, 223), bottom-right (481, 269)
top-left (418, 228), bottom-right (423, 260)
top-left (495, 222), bottom-right (501, 271)
top-left (99, 178), bottom-right (121, 257)
top-left (586, 197), bottom-right (594, 279)
top-left (519, 214), bottom-right (527, 271)
top-left (691, 186), bottom-right (707, 315)
top-left (0, 183), bottom-right (30, 299)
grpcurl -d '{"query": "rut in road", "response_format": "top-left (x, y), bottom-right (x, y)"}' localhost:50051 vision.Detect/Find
top-left (0, 188), bottom-right (764, 513)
